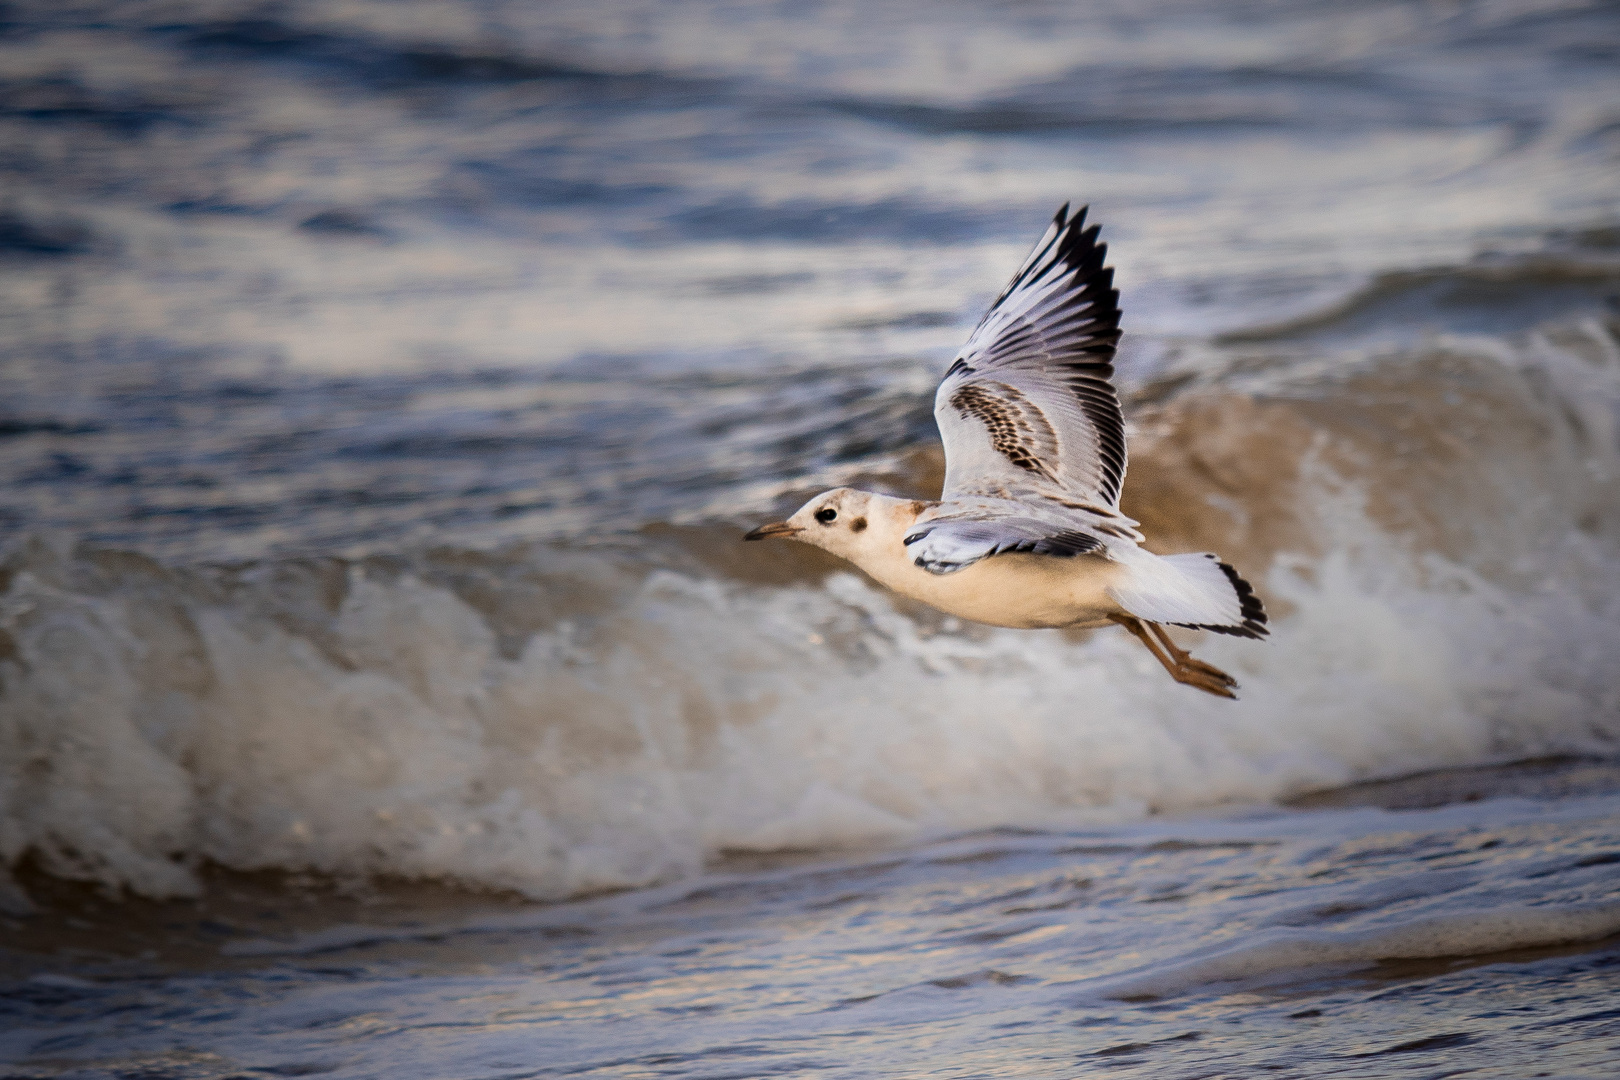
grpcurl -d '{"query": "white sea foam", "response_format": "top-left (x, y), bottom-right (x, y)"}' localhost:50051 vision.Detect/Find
top-left (2, 528), bottom-right (1616, 902)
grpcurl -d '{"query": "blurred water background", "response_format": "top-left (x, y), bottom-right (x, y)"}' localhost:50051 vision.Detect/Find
top-left (2, 1), bottom-right (1620, 1076)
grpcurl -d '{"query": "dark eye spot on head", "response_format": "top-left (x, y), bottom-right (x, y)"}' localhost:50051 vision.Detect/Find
top-left (815, 507), bottom-right (838, 524)
top-left (850, 517), bottom-right (867, 532)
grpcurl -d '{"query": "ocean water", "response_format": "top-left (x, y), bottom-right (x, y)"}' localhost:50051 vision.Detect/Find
top-left (2, 0), bottom-right (1620, 1076)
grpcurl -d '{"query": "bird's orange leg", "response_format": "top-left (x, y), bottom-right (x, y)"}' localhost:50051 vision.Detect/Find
top-left (1109, 615), bottom-right (1239, 699)
top-left (1146, 621), bottom-right (1239, 689)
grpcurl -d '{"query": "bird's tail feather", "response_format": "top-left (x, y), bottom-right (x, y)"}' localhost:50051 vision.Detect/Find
top-left (1108, 552), bottom-right (1268, 639)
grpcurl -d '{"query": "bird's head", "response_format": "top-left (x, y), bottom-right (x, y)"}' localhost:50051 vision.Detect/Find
top-left (742, 488), bottom-right (883, 558)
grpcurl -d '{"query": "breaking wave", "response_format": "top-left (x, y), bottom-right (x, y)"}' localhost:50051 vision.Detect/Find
top-left (4, 311), bottom-right (1618, 905)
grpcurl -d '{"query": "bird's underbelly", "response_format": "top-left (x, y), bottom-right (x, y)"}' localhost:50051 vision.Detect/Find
top-left (879, 552), bottom-right (1125, 630)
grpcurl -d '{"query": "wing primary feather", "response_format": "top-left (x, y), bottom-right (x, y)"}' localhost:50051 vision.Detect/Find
top-left (980, 204), bottom-right (1087, 319)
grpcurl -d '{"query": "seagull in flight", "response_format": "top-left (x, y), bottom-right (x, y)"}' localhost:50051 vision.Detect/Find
top-left (745, 205), bottom-right (1266, 697)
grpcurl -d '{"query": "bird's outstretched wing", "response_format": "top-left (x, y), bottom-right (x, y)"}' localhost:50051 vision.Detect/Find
top-left (908, 205), bottom-right (1132, 574)
top-left (935, 203), bottom-right (1125, 506)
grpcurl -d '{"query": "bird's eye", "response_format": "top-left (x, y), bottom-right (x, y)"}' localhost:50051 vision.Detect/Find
top-left (815, 507), bottom-right (838, 524)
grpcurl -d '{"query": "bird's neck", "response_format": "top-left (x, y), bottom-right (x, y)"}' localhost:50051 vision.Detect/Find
top-left (839, 493), bottom-right (931, 589)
